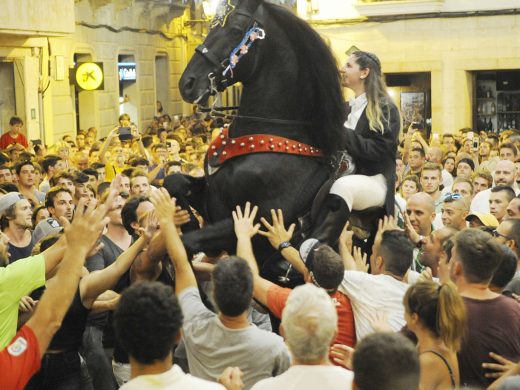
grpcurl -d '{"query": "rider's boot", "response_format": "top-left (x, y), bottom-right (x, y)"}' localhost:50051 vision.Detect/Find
top-left (307, 193), bottom-right (351, 246)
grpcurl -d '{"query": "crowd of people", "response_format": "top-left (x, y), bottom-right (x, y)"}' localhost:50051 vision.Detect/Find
top-left (0, 67), bottom-right (520, 390)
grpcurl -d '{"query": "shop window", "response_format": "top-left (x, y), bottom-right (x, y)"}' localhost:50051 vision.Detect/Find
top-left (474, 70), bottom-right (520, 132)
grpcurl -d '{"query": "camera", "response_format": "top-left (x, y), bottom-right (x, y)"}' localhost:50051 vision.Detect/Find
top-left (118, 127), bottom-right (133, 141)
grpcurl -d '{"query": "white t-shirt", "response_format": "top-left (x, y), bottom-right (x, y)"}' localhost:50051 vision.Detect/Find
top-left (407, 270), bottom-right (440, 285)
top-left (471, 185), bottom-right (520, 214)
top-left (120, 364), bottom-right (224, 390)
top-left (471, 188), bottom-right (492, 214)
top-left (339, 271), bottom-right (409, 340)
top-left (179, 287), bottom-right (290, 390)
top-left (251, 365), bottom-right (353, 390)
top-left (442, 169), bottom-right (453, 188)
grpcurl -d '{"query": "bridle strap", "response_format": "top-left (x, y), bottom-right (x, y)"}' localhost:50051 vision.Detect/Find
top-left (195, 44), bottom-right (225, 71)
top-left (204, 108), bottom-right (311, 126)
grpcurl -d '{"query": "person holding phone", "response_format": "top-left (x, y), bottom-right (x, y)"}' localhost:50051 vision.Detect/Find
top-left (99, 114), bottom-right (146, 182)
top-left (305, 51), bottom-right (401, 245)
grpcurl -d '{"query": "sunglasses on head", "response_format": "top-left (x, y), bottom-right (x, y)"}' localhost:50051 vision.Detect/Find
top-left (443, 193), bottom-right (462, 202)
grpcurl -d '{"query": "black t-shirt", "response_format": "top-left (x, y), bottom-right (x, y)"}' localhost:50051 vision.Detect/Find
top-left (85, 235), bottom-right (125, 329)
top-left (8, 235), bottom-right (37, 263)
top-left (458, 295), bottom-right (520, 388)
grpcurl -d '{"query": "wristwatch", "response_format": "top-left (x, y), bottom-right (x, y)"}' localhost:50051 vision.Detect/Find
top-left (278, 241), bottom-right (292, 252)
top-left (416, 235), bottom-right (425, 248)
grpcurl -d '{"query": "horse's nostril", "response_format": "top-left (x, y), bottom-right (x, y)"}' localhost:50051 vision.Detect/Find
top-left (183, 76), bottom-right (195, 92)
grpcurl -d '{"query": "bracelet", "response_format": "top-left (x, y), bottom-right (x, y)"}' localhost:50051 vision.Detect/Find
top-left (278, 241), bottom-right (292, 251)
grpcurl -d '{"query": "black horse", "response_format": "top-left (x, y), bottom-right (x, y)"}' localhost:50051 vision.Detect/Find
top-left (175, 0), bottom-right (345, 280)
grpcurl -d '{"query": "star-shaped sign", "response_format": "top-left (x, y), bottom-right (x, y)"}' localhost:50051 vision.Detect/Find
top-left (210, 0), bottom-right (236, 29)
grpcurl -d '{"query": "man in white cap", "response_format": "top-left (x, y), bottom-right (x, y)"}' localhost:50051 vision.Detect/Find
top-left (0, 192), bottom-right (36, 262)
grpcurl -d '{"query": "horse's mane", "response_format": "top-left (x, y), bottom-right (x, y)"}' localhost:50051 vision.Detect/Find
top-left (263, 2), bottom-right (345, 156)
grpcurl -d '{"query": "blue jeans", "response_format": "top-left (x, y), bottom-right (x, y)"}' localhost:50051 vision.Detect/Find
top-left (25, 351), bottom-right (81, 390)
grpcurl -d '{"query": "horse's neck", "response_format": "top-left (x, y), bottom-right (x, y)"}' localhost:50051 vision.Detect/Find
top-left (232, 41), bottom-right (314, 141)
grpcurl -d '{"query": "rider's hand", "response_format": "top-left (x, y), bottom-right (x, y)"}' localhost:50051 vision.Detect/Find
top-left (258, 209), bottom-right (295, 249)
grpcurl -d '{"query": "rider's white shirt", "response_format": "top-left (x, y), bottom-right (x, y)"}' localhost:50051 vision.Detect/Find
top-left (344, 93), bottom-right (368, 130)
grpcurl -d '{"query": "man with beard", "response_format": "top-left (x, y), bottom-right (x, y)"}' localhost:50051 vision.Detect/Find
top-left (471, 160), bottom-right (518, 213)
top-left (407, 226), bottom-right (457, 284)
top-left (0, 192), bottom-right (36, 262)
top-left (32, 187), bottom-right (74, 243)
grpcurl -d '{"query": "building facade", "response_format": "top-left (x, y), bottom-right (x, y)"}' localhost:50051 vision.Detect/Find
top-left (1, 0), bottom-right (520, 144)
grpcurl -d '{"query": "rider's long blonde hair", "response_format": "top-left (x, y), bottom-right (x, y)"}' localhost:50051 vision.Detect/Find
top-left (353, 51), bottom-right (392, 133)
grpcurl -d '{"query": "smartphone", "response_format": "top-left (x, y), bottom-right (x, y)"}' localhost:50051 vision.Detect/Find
top-left (31, 139), bottom-right (42, 146)
top-left (472, 138), bottom-right (479, 151)
top-left (467, 131), bottom-right (474, 140)
top-left (411, 122), bottom-right (422, 130)
top-left (432, 133), bottom-right (439, 141)
top-left (118, 127), bottom-right (133, 141)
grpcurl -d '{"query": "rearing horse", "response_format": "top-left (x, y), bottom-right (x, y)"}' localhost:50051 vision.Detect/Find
top-left (176, 0), bottom-right (345, 278)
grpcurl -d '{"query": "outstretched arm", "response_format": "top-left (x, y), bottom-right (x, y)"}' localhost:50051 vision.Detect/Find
top-left (80, 235), bottom-right (149, 308)
top-left (99, 127), bottom-right (118, 164)
top-left (259, 209), bottom-right (308, 278)
top-left (151, 188), bottom-right (196, 295)
top-left (26, 199), bottom-right (109, 355)
top-left (233, 203), bottom-right (275, 306)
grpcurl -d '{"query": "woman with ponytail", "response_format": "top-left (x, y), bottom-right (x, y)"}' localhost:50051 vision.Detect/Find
top-left (404, 280), bottom-right (466, 390)
top-left (306, 51), bottom-right (401, 245)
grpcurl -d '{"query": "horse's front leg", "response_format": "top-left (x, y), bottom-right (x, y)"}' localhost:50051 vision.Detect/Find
top-left (163, 173), bottom-right (206, 234)
top-left (181, 218), bottom-right (235, 257)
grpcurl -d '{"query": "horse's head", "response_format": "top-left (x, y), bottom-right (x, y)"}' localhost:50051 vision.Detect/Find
top-left (179, 0), bottom-right (265, 104)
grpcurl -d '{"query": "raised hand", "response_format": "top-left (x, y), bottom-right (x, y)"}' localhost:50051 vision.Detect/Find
top-left (483, 352), bottom-right (516, 379)
top-left (218, 367), bottom-right (244, 390)
top-left (150, 188), bottom-right (176, 225)
top-left (258, 209), bottom-right (295, 249)
top-left (330, 344), bottom-right (355, 370)
top-left (369, 311), bottom-right (392, 333)
top-left (63, 198), bottom-right (109, 256)
top-left (19, 296), bottom-right (37, 313)
top-left (353, 246), bottom-right (369, 272)
top-left (137, 209), bottom-right (160, 242)
top-left (232, 202), bottom-right (260, 239)
top-left (339, 222), bottom-right (353, 253)
top-left (173, 206), bottom-right (191, 227)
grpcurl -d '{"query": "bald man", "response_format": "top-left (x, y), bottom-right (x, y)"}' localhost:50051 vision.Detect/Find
top-left (441, 196), bottom-right (470, 230)
top-left (506, 196), bottom-right (520, 219)
top-left (471, 160), bottom-right (519, 213)
top-left (406, 192), bottom-right (436, 274)
top-left (406, 192), bottom-right (436, 242)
